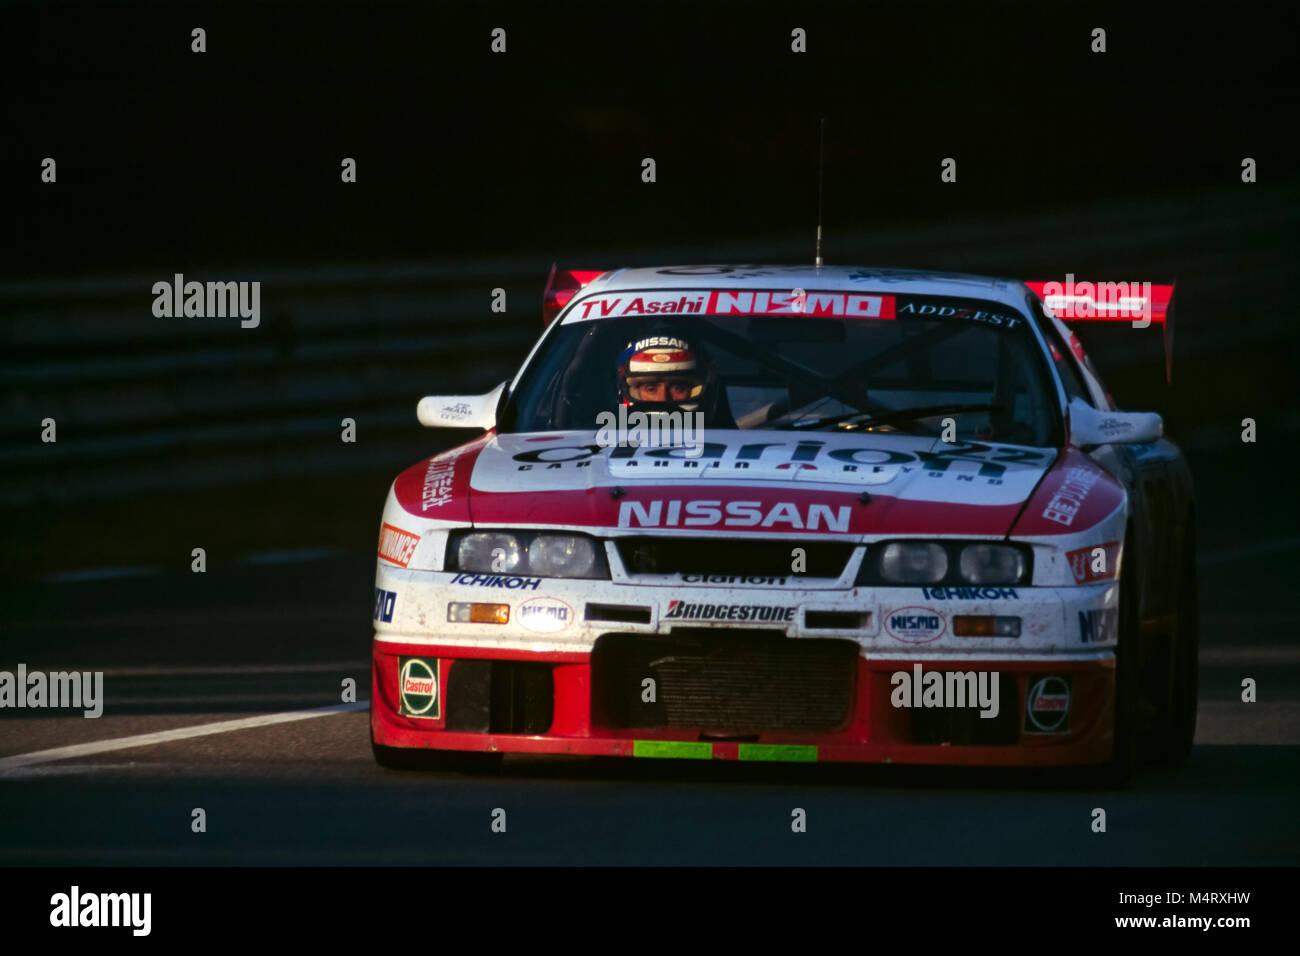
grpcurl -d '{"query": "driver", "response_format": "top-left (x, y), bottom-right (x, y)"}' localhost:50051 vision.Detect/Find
top-left (616, 333), bottom-right (713, 414)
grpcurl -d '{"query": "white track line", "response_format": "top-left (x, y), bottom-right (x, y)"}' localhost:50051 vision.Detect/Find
top-left (0, 701), bottom-right (368, 774)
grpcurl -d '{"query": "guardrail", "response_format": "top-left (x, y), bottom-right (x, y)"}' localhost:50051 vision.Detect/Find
top-left (2, 185), bottom-right (1294, 507)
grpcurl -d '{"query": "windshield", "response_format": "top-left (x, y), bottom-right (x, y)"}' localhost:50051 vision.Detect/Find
top-left (503, 291), bottom-right (1061, 447)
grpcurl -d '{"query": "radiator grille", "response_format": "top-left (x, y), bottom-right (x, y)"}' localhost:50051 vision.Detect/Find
top-left (616, 537), bottom-right (854, 579)
top-left (592, 632), bottom-right (857, 733)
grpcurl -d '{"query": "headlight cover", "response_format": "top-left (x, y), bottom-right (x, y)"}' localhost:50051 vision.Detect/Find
top-left (958, 544), bottom-right (1026, 585)
top-left (456, 532), bottom-right (523, 574)
top-left (858, 540), bottom-right (1031, 587)
top-left (878, 542), bottom-right (949, 584)
top-left (448, 531), bottom-right (608, 579)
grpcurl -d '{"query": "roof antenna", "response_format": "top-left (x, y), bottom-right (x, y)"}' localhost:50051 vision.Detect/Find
top-left (814, 116), bottom-right (826, 268)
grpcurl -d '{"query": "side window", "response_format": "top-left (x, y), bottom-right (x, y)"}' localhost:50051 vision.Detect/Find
top-left (1034, 302), bottom-right (1093, 406)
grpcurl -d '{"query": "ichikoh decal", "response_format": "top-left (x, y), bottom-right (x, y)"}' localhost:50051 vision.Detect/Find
top-left (450, 573), bottom-right (542, 590)
top-left (398, 657), bottom-right (440, 718)
top-left (518, 597), bottom-right (573, 633)
top-left (884, 607), bottom-right (947, 644)
top-left (920, 587), bottom-right (1019, 600)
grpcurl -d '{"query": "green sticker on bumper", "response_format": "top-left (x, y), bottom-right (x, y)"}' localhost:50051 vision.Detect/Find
top-left (633, 740), bottom-right (713, 760)
top-left (737, 744), bottom-right (818, 763)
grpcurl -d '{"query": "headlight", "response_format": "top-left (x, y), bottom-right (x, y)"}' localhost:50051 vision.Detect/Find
top-left (457, 533), bottom-right (523, 574)
top-left (449, 531), bottom-right (608, 579)
top-left (958, 544), bottom-right (1025, 585)
top-left (878, 542), bottom-right (948, 584)
top-left (527, 535), bottom-right (598, 577)
top-left (857, 540), bottom-right (1031, 586)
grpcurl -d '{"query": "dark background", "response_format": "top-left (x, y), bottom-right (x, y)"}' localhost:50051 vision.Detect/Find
top-left (3, 0), bottom-right (1298, 579)
top-left (7, 1), bottom-right (1298, 271)
top-left (1, 0), bottom-right (1298, 873)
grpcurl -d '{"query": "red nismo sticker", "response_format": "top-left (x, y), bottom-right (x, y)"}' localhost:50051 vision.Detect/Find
top-left (566, 291), bottom-right (896, 321)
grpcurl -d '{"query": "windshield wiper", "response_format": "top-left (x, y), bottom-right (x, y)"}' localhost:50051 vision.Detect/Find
top-left (785, 402), bottom-right (1003, 431)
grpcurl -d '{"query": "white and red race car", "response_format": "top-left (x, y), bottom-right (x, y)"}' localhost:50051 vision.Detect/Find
top-left (370, 265), bottom-right (1196, 781)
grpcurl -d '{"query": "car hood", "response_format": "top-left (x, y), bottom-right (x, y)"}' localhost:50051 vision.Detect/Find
top-left (395, 429), bottom-right (1090, 538)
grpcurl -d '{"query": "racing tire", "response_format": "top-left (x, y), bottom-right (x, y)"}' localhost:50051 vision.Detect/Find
top-left (371, 736), bottom-right (504, 774)
top-left (1153, 518), bottom-right (1199, 765)
top-left (1091, 537), bottom-right (1141, 787)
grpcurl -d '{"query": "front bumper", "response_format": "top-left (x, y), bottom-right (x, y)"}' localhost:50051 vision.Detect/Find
top-left (371, 639), bottom-right (1115, 766)
top-left (371, 570), bottom-right (1118, 765)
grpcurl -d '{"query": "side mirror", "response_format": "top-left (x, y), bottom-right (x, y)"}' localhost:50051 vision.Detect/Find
top-left (417, 382), bottom-right (507, 430)
top-left (1068, 397), bottom-right (1162, 447)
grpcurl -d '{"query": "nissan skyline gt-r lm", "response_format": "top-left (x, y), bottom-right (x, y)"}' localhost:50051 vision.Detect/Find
top-left (369, 265), bottom-right (1197, 782)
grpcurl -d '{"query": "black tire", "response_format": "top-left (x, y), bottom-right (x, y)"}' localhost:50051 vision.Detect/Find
top-left (1155, 519), bottom-right (1199, 765)
top-left (371, 736), bottom-right (504, 774)
top-left (1093, 537), bottom-right (1141, 787)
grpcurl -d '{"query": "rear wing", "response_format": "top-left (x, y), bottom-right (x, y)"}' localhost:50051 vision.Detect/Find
top-left (543, 266), bottom-right (604, 326)
top-left (1026, 279), bottom-right (1176, 384)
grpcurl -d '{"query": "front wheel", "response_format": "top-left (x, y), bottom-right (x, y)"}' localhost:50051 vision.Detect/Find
top-left (1154, 520), bottom-right (1199, 765)
top-left (1089, 537), bottom-right (1141, 787)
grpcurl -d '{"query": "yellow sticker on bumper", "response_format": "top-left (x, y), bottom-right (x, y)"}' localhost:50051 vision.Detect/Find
top-left (632, 740), bottom-right (713, 759)
top-left (737, 744), bottom-right (818, 762)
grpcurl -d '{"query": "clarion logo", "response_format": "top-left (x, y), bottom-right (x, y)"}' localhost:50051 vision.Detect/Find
top-left (617, 499), bottom-right (851, 531)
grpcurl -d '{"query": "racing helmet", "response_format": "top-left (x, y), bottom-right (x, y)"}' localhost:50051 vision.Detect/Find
top-left (615, 332), bottom-right (715, 414)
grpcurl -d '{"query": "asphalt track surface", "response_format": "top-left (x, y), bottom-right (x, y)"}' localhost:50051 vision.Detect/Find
top-left (2, 444), bottom-right (1298, 866)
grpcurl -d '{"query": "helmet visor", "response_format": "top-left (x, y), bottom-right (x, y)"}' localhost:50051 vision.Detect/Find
top-left (625, 374), bottom-right (704, 403)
